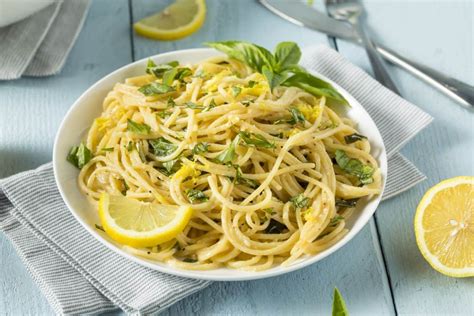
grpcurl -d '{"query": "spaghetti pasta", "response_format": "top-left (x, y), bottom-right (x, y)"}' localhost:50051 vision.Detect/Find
top-left (74, 54), bottom-right (381, 271)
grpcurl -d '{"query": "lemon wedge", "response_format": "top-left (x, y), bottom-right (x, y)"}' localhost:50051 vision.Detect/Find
top-left (133, 0), bottom-right (206, 40)
top-left (414, 176), bottom-right (474, 277)
top-left (98, 193), bottom-right (192, 248)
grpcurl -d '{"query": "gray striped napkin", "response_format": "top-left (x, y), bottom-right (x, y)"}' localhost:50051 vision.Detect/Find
top-left (0, 45), bottom-right (432, 315)
top-left (0, 0), bottom-right (90, 80)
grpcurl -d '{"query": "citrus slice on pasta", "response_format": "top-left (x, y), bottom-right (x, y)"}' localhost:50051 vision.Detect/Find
top-left (133, 0), bottom-right (206, 40)
top-left (98, 193), bottom-right (193, 248)
top-left (414, 176), bottom-right (474, 278)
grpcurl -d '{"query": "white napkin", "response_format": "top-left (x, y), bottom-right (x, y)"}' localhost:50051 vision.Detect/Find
top-left (0, 45), bottom-right (432, 314)
top-left (0, 0), bottom-right (90, 80)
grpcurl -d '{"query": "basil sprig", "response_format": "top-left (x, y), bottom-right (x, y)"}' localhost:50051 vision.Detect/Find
top-left (238, 131), bottom-right (275, 148)
top-left (67, 143), bottom-right (93, 169)
top-left (205, 41), bottom-right (347, 104)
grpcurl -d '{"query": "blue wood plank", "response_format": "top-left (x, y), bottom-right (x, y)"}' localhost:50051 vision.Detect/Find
top-left (130, 1), bottom-right (395, 315)
top-left (0, 0), bottom-right (132, 314)
top-left (336, 0), bottom-right (474, 314)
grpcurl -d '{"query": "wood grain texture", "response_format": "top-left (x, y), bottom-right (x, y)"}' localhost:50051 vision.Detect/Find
top-left (0, 0), bottom-right (472, 315)
top-left (335, 0), bottom-right (474, 314)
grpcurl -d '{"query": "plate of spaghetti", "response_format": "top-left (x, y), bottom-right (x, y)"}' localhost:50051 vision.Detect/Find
top-left (53, 41), bottom-right (387, 280)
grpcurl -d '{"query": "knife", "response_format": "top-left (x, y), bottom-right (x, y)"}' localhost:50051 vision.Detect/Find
top-left (260, 0), bottom-right (474, 108)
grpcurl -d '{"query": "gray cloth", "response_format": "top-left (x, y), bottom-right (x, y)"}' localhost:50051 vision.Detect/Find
top-left (0, 0), bottom-right (89, 80)
top-left (0, 45), bottom-right (433, 315)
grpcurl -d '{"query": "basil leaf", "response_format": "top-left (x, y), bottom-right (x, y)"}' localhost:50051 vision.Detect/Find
top-left (335, 150), bottom-right (374, 184)
top-left (265, 219), bottom-right (287, 234)
top-left (239, 131), bottom-right (275, 148)
top-left (290, 194), bottom-right (309, 209)
top-left (202, 99), bottom-right (216, 112)
top-left (282, 72), bottom-right (346, 103)
top-left (233, 165), bottom-right (259, 189)
top-left (176, 67), bottom-right (192, 81)
top-left (274, 42), bottom-right (301, 71)
top-left (329, 215), bottom-right (345, 226)
top-left (167, 96), bottom-right (177, 107)
top-left (215, 135), bottom-right (240, 164)
top-left (138, 82), bottom-right (175, 96)
top-left (289, 107), bottom-right (306, 125)
top-left (162, 158), bottom-right (181, 174)
top-left (145, 59), bottom-right (178, 77)
top-left (149, 137), bottom-right (177, 156)
top-left (262, 65), bottom-right (281, 90)
top-left (67, 143), bottom-right (93, 169)
top-left (344, 133), bottom-right (367, 144)
top-left (186, 189), bottom-right (208, 203)
top-left (127, 119), bottom-right (151, 135)
top-left (205, 41), bottom-right (275, 72)
top-left (332, 288), bottom-right (349, 316)
top-left (231, 86), bottom-right (242, 97)
top-left (157, 110), bottom-right (172, 119)
top-left (335, 198), bottom-right (359, 208)
top-left (192, 142), bottom-right (209, 155)
top-left (185, 102), bottom-right (204, 109)
top-left (126, 141), bottom-right (134, 152)
top-left (162, 68), bottom-right (178, 86)
top-left (248, 80), bottom-right (256, 88)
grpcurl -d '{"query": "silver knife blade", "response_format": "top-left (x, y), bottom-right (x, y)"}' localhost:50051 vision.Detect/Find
top-left (259, 0), bottom-right (359, 42)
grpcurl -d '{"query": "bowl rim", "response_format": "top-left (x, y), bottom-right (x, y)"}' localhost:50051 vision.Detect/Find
top-left (53, 47), bottom-right (387, 281)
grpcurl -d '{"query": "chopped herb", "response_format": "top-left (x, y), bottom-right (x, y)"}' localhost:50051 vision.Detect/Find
top-left (127, 119), bottom-right (151, 135)
top-left (192, 142), bottom-right (209, 155)
top-left (202, 99), bottom-right (216, 112)
top-left (193, 69), bottom-right (206, 78)
top-left (263, 208), bottom-right (274, 215)
top-left (290, 194), bottom-right (309, 209)
top-left (335, 150), bottom-right (374, 184)
top-left (248, 80), bottom-right (257, 88)
top-left (175, 67), bottom-right (192, 81)
top-left (186, 189), bottom-right (209, 203)
top-left (167, 96), bottom-right (177, 107)
top-left (182, 258), bottom-right (198, 263)
top-left (239, 131), bottom-right (275, 148)
top-left (138, 82), bottom-right (175, 96)
top-left (265, 219), bottom-right (287, 234)
top-left (344, 133), bottom-right (367, 144)
top-left (330, 215), bottom-right (345, 226)
top-left (149, 137), bottom-right (177, 156)
top-left (332, 288), bottom-right (349, 316)
top-left (162, 67), bottom-right (178, 86)
top-left (95, 224), bottom-right (105, 232)
top-left (157, 110), bottom-right (172, 119)
top-left (241, 100), bottom-right (252, 107)
top-left (288, 107), bottom-right (306, 125)
top-left (232, 86), bottom-right (242, 97)
top-left (185, 102), bottom-right (204, 109)
top-left (233, 165), bottom-right (259, 188)
top-left (66, 143), bottom-right (93, 169)
top-left (215, 135), bottom-right (240, 164)
top-left (121, 180), bottom-right (129, 196)
top-left (162, 158), bottom-right (181, 174)
top-left (335, 198), bottom-right (359, 208)
top-left (145, 59), bottom-right (178, 77)
top-left (126, 141), bottom-right (134, 152)
top-left (101, 147), bottom-right (114, 152)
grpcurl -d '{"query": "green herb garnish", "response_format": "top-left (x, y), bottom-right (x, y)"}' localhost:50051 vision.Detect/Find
top-left (138, 82), bottom-right (175, 96)
top-left (203, 99), bottom-right (217, 112)
top-left (95, 224), bottom-right (105, 232)
top-left (233, 164), bottom-right (259, 189)
top-left (335, 198), bottom-right (359, 208)
top-left (192, 142), bottom-right (209, 155)
top-left (67, 143), bottom-right (93, 169)
top-left (101, 147), bottom-right (114, 152)
top-left (215, 135), bottom-right (240, 164)
top-left (335, 150), bottom-right (374, 185)
top-left (344, 133), bottom-right (367, 144)
top-left (185, 102), bottom-right (204, 109)
top-left (146, 59), bottom-right (178, 77)
top-left (238, 131), bottom-right (275, 148)
top-left (248, 80), bottom-right (257, 88)
top-left (231, 86), bottom-right (242, 97)
top-left (329, 215), bottom-right (345, 226)
top-left (182, 258), bottom-right (198, 263)
top-left (157, 110), bottom-right (172, 119)
top-left (162, 158), bottom-right (181, 175)
top-left (167, 96), bottom-right (177, 107)
top-left (290, 194), bottom-right (309, 209)
top-left (205, 41), bottom-right (347, 104)
top-left (149, 137), bottom-right (177, 156)
top-left (127, 119), bottom-right (151, 135)
top-left (332, 288), bottom-right (349, 316)
top-left (186, 189), bottom-right (209, 203)
top-left (265, 219), bottom-right (287, 234)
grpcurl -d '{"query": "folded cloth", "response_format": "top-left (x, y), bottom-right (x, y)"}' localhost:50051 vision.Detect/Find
top-left (0, 0), bottom-right (90, 80)
top-left (0, 45), bottom-right (433, 315)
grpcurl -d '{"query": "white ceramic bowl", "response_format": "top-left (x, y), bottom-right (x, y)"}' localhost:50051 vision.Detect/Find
top-left (53, 48), bottom-right (387, 281)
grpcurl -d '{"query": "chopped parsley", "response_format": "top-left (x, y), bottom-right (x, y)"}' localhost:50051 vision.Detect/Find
top-left (186, 189), bottom-right (209, 203)
top-left (138, 82), bottom-right (175, 96)
top-left (127, 119), bottom-right (151, 135)
top-left (335, 150), bottom-right (374, 185)
top-left (215, 135), bottom-right (240, 164)
top-left (290, 194), bottom-right (309, 209)
top-left (192, 142), bottom-right (209, 155)
top-left (149, 137), bottom-right (177, 156)
top-left (239, 131), bottom-right (275, 148)
top-left (67, 143), bottom-right (93, 169)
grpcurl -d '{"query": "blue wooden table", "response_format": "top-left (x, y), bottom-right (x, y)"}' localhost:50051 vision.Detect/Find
top-left (1, 1), bottom-right (473, 315)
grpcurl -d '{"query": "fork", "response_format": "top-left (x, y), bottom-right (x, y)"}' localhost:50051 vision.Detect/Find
top-left (325, 0), bottom-right (400, 94)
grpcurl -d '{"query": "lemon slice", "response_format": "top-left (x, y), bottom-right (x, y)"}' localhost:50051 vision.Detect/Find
top-left (414, 176), bottom-right (474, 277)
top-left (98, 193), bottom-right (192, 248)
top-left (133, 0), bottom-right (206, 40)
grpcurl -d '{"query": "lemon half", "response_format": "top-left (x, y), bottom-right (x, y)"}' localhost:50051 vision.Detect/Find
top-left (414, 176), bottom-right (474, 277)
top-left (98, 193), bottom-right (192, 248)
top-left (133, 0), bottom-right (206, 40)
